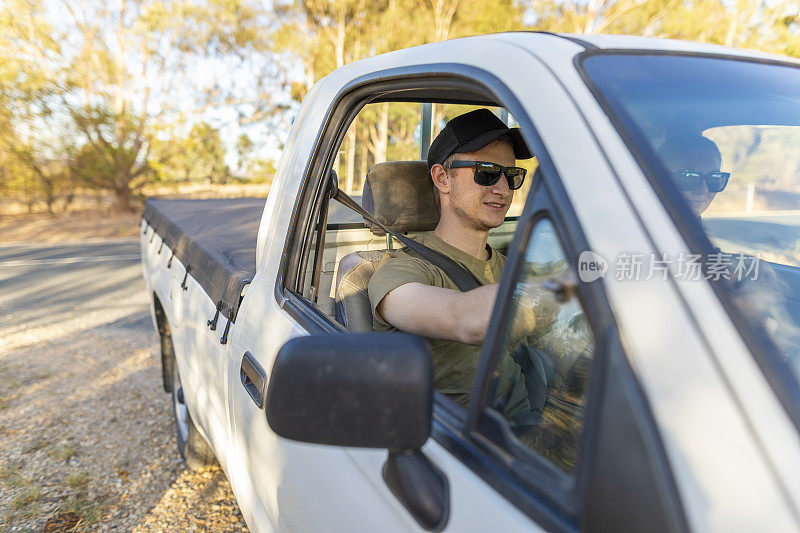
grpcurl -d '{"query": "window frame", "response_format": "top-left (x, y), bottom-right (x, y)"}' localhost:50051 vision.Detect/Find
top-left (275, 64), bottom-right (539, 330)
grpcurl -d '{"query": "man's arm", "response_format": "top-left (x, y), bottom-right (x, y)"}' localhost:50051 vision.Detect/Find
top-left (376, 282), bottom-right (500, 345)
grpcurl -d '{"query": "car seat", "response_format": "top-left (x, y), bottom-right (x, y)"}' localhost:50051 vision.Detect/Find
top-left (334, 161), bottom-right (440, 331)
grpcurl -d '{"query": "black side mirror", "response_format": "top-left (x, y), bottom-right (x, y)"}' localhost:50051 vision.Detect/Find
top-left (265, 333), bottom-right (432, 449)
top-left (265, 332), bottom-right (449, 531)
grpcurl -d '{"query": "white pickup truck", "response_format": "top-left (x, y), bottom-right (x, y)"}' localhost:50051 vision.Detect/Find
top-left (140, 33), bottom-right (800, 532)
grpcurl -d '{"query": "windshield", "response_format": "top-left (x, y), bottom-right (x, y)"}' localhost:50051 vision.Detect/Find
top-left (583, 54), bottom-right (800, 393)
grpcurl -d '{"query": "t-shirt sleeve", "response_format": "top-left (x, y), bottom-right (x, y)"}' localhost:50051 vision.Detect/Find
top-left (368, 257), bottom-right (436, 326)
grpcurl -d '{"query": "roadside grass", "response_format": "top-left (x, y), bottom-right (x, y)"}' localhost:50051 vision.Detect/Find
top-left (50, 443), bottom-right (75, 462)
top-left (43, 495), bottom-right (102, 530)
top-left (0, 463), bottom-right (28, 487)
top-left (0, 371), bottom-right (22, 388)
top-left (64, 471), bottom-right (89, 488)
top-left (11, 487), bottom-right (40, 510)
top-left (24, 437), bottom-right (51, 454)
top-left (2, 467), bottom-right (41, 519)
top-left (33, 370), bottom-right (54, 382)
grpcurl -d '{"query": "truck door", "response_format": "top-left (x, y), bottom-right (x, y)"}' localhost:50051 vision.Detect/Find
top-left (222, 50), bottom-right (687, 531)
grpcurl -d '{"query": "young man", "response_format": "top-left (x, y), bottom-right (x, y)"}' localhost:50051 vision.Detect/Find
top-left (368, 109), bottom-right (537, 410)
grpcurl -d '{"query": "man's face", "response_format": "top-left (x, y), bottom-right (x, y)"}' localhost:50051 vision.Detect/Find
top-left (446, 141), bottom-right (516, 232)
top-left (664, 144), bottom-right (722, 216)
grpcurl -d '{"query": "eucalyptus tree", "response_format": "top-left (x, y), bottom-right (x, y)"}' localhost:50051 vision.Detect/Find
top-left (0, 0), bottom-right (74, 214)
top-left (272, 0), bottom-right (527, 190)
top-left (54, 0), bottom-right (273, 210)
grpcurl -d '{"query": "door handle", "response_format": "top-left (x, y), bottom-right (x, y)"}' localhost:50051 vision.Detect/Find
top-left (240, 352), bottom-right (267, 408)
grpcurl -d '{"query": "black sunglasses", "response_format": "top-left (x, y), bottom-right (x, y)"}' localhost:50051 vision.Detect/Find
top-left (448, 160), bottom-right (527, 190)
top-left (675, 170), bottom-right (730, 193)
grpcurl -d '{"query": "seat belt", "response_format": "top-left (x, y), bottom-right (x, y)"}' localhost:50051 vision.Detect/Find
top-left (331, 189), bottom-right (482, 292)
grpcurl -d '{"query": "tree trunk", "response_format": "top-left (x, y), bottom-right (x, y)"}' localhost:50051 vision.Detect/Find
top-left (724, 12), bottom-right (739, 46)
top-left (305, 55), bottom-right (315, 92)
top-left (43, 178), bottom-right (55, 215)
top-left (0, 167), bottom-right (5, 220)
top-left (345, 128), bottom-right (357, 193)
top-left (358, 144), bottom-right (369, 191)
top-left (113, 187), bottom-right (133, 212)
top-left (376, 102), bottom-right (389, 163)
top-left (432, 103), bottom-right (445, 139)
top-left (429, 0), bottom-right (458, 41)
top-left (63, 192), bottom-right (75, 213)
top-left (335, 2), bottom-right (346, 68)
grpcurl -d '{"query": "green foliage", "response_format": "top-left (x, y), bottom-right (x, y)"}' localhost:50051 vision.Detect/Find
top-left (64, 472), bottom-right (90, 488)
top-left (49, 444), bottom-right (75, 462)
top-left (151, 122), bottom-right (230, 184)
top-left (244, 158), bottom-right (277, 184)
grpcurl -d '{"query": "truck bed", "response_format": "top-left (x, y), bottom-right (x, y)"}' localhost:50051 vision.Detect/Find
top-left (142, 197), bottom-right (365, 322)
top-left (142, 198), bottom-right (266, 321)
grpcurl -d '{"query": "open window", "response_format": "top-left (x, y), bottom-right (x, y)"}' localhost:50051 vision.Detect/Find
top-left (283, 92), bottom-right (536, 331)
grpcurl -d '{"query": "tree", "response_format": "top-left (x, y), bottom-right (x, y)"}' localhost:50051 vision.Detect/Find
top-left (150, 122), bottom-right (230, 184)
top-left (272, 0), bottom-right (529, 189)
top-left (67, 0), bottom-right (273, 208)
top-left (0, 0), bottom-right (74, 215)
top-left (236, 133), bottom-right (256, 178)
top-left (0, 0), bottom-right (274, 211)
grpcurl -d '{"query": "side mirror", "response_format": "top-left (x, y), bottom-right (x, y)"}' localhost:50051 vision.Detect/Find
top-left (266, 333), bottom-right (450, 531)
top-left (265, 333), bottom-right (432, 449)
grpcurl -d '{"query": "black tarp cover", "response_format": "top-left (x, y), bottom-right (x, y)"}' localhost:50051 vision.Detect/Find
top-left (142, 197), bottom-right (266, 322)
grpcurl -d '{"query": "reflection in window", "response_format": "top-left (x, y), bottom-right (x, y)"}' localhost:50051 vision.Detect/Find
top-left (583, 55), bottom-right (800, 377)
top-left (489, 218), bottom-right (594, 474)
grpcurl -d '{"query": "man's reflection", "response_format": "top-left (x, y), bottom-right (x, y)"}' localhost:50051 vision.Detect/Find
top-left (657, 135), bottom-right (730, 215)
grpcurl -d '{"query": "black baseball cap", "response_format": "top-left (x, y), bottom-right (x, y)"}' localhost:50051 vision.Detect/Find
top-left (426, 109), bottom-right (532, 170)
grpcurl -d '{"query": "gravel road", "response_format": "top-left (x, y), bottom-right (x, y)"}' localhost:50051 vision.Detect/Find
top-left (0, 240), bottom-right (247, 531)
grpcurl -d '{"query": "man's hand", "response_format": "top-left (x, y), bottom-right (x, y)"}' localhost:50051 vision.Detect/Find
top-left (507, 279), bottom-right (560, 345)
top-left (377, 282), bottom-right (501, 345)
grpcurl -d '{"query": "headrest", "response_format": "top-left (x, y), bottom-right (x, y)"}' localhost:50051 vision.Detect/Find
top-left (362, 161), bottom-right (440, 235)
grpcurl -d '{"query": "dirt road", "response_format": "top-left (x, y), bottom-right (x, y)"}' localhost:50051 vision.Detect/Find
top-left (0, 240), bottom-right (247, 531)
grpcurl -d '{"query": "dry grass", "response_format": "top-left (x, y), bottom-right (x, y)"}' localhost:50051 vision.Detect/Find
top-left (64, 472), bottom-right (90, 488)
top-left (11, 487), bottom-right (40, 510)
top-left (144, 181), bottom-right (268, 199)
top-left (43, 495), bottom-right (102, 532)
top-left (50, 444), bottom-right (75, 463)
top-left (0, 464), bottom-right (25, 485)
top-left (0, 209), bottom-right (141, 243)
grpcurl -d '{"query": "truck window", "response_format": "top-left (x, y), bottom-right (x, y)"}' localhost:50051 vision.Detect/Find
top-left (486, 217), bottom-right (596, 475)
top-left (296, 101), bottom-right (533, 327)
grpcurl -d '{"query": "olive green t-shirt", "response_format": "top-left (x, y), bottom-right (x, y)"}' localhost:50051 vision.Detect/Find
top-left (367, 232), bottom-right (529, 414)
